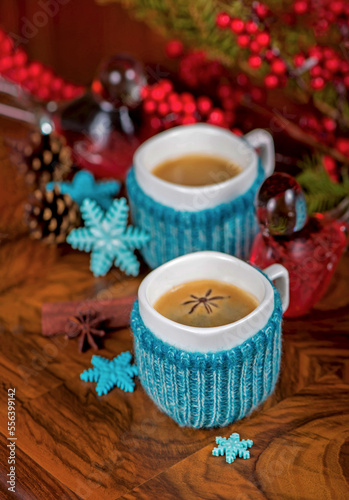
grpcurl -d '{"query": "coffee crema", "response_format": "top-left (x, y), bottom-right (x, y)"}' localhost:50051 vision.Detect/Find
top-left (153, 279), bottom-right (259, 328)
top-left (152, 154), bottom-right (242, 187)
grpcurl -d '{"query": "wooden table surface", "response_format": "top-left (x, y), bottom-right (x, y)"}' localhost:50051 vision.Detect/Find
top-left (0, 119), bottom-right (348, 500)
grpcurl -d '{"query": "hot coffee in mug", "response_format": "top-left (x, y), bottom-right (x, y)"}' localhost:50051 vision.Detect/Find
top-left (152, 154), bottom-right (242, 187)
top-left (154, 279), bottom-right (258, 327)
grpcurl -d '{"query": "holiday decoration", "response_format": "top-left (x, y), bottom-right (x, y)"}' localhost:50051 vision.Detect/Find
top-left (42, 296), bottom-right (136, 337)
top-left (250, 173), bottom-right (348, 317)
top-left (0, 28), bottom-right (84, 102)
top-left (142, 78), bottom-right (242, 135)
top-left (66, 309), bottom-right (107, 352)
top-left (10, 132), bottom-right (72, 188)
top-left (98, 0), bottom-right (349, 163)
top-left (212, 433), bottom-right (253, 464)
top-left (24, 186), bottom-right (80, 244)
top-left (46, 170), bottom-right (121, 210)
top-left (66, 198), bottom-right (150, 277)
top-left (58, 54), bottom-right (146, 180)
top-left (80, 351), bottom-right (138, 395)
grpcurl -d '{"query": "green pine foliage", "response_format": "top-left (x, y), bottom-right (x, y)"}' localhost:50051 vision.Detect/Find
top-left (297, 156), bottom-right (349, 214)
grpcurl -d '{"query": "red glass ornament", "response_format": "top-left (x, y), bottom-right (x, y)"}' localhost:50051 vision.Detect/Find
top-left (250, 173), bottom-right (348, 317)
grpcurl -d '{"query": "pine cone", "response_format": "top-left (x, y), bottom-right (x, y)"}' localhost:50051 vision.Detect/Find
top-left (11, 132), bottom-right (72, 188)
top-left (24, 186), bottom-right (81, 244)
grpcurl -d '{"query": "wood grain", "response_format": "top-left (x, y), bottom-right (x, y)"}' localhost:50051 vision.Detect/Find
top-left (121, 375), bottom-right (349, 500)
top-left (0, 116), bottom-right (349, 499)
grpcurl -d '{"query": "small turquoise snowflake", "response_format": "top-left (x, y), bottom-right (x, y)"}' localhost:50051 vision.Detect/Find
top-left (80, 351), bottom-right (138, 395)
top-left (212, 433), bottom-right (253, 464)
top-left (66, 197), bottom-right (150, 277)
top-left (46, 170), bottom-right (120, 210)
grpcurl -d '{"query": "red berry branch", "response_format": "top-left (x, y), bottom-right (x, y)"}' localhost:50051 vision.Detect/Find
top-left (0, 28), bottom-right (84, 102)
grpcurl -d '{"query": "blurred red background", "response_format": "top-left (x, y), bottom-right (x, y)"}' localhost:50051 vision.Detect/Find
top-left (0, 0), bottom-right (169, 85)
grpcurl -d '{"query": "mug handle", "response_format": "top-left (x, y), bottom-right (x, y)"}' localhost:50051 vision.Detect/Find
top-left (244, 129), bottom-right (275, 178)
top-left (263, 264), bottom-right (289, 312)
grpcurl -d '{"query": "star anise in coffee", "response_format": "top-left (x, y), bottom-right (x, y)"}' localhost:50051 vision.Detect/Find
top-left (65, 310), bottom-right (107, 352)
top-left (182, 289), bottom-right (228, 315)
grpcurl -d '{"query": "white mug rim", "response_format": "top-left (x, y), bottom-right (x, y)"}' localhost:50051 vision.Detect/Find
top-left (137, 251), bottom-right (275, 352)
top-left (133, 124), bottom-right (258, 211)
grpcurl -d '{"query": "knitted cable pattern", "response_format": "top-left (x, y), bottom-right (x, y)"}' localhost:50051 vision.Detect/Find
top-left (126, 160), bottom-right (265, 269)
top-left (130, 285), bottom-right (282, 428)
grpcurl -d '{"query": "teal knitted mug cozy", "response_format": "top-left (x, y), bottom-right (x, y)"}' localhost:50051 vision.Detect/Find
top-left (126, 159), bottom-right (265, 269)
top-left (130, 284), bottom-right (283, 429)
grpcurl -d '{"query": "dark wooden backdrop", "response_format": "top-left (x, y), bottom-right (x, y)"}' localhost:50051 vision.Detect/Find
top-left (0, 0), bottom-right (168, 85)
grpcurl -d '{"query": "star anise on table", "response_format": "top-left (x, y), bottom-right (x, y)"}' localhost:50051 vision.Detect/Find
top-left (65, 309), bottom-right (107, 352)
top-left (182, 289), bottom-right (229, 315)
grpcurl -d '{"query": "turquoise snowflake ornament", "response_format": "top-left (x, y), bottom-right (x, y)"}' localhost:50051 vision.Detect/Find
top-left (46, 170), bottom-right (120, 210)
top-left (212, 433), bottom-right (253, 464)
top-left (66, 197), bottom-right (150, 277)
top-left (80, 351), bottom-right (138, 395)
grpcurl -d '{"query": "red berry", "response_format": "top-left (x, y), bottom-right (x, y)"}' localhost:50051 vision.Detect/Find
top-left (237, 34), bottom-right (250, 48)
top-left (1, 37), bottom-right (13, 55)
top-left (208, 108), bottom-right (225, 125)
top-left (271, 59), bottom-right (287, 75)
top-left (140, 86), bottom-right (150, 100)
top-left (230, 18), bottom-right (245, 34)
top-left (324, 58), bottom-right (340, 73)
top-left (311, 77), bottom-right (325, 90)
top-left (222, 97), bottom-right (235, 111)
top-left (181, 115), bottom-right (197, 125)
top-left (237, 73), bottom-right (250, 86)
top-left (248, 55), bottom-right (262, 69)
top-left (341, 62), bottom-right (349, 74)
top-left (183, 101), bottom-right (196, 114)
top-left (157, 102), bottom-right (170, 116)
top-left (218, 84), bottom-right (233, 99)
top-left (0, 56), bottom-right (13, 72)
top-left (322, 117), bottom-right (336, 132)
top-left (264, 74), bottom-right (279, 88)
top-left (330, 1), bottom-right (344, 14)
top-left (150, 116), bottom-right (162, 131)
top-left (231, 128), bottom-right (243, 136)
top-left (28, 61), bottom-right (43, 77)
top-left (160, 79), bottom-right (174, 94)
top-left (151, 86), bottom-right (166, 101)
top-left (323, 47), bottom-right (335, 59)
top-left (309, 46), bottom-right (323, 61)
top-left (216, 12), bottom-right (231, 29)
top-left (254, 3), bottom-right (269, 19)
top-left (170, 99), bottom-right (183, 114)
top-left (13, 49), bottom-right (27, 67)
top-left (62, 84), bottom-right (75, 100)
top-left (293, 54), bottom-right (305, 67)
top-left (245, 21), bottom-right (259, 34)
top-left (293, 1), bottom-right (308, 15)
top-left (250, 87), bottom-right (265, 102)
top-left (255, 31), bottom-right (270, 47)
top-left (181, 92), bottom-right (195, 102)
top-left (336, 138), bottom-right (349, 157)
top-left (197, 96), bottom-right (212, 116)
top-left (310, 65), bottom-right (322, 77)
top-left (143, 99), bottom-right (157, 114)
top-left (249, 40), bottom-right (261, 53)
top-left (51, 77), bottom-right (63, 93)
top-left (165, 39), bottom-right (184, 59)
top-left (265, 49), bottom-right (275, 62)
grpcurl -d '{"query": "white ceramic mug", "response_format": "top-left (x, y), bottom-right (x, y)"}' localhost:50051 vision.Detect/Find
top-left (133, 124), bottom-right (274, 211)
top-left (138, 251), bottom-right (289, 353)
